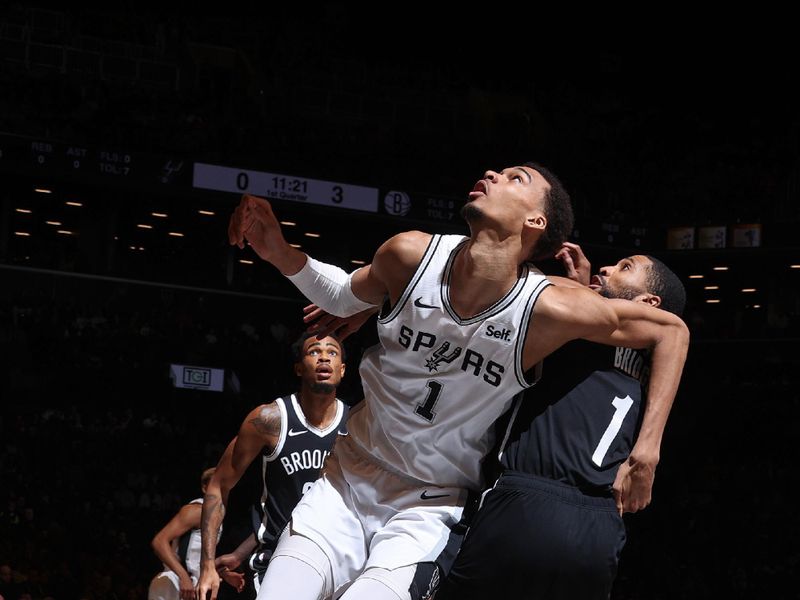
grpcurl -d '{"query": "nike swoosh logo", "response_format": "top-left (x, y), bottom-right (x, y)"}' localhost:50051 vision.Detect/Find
top-left (414, 298), bottom-right (438, 309)
top-left (420, 490), bottom-right (450, 500)
top-left (287, 429), bottom-right (307, 437)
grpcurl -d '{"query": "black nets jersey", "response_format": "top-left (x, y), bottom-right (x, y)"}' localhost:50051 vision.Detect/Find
top-left (499, 340), bottom-right (649, 494)
top-left (251, 394), bottom-right (348, 563)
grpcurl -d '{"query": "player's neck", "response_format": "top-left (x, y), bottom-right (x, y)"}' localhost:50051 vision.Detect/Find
top-left (449, 234), bottom-right (523, 317)
top-left (296, 389), bottom-right (338, 429)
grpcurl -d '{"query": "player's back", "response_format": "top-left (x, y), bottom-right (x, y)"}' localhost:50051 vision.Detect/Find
top-left (500, 339), bottom-right (649, 493)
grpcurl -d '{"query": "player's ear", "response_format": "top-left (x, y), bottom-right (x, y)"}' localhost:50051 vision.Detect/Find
top-left (635, 293), bottom-right (661, 308)
top-left (294, 362), bottom-right (303, 377)
top-left (525, 214), bottom-right (546, 232)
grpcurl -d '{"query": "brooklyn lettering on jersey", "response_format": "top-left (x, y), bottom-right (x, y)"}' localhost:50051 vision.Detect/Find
top-left (613, 346), bottom-right (650, 385)
top-left (279, 449), bottom-right (331, 476)
top-left (398, 325), bottom-right (506, 387)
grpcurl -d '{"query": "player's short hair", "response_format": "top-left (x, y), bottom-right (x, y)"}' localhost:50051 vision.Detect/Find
top-left (644, 256), bottom-right (687, 316)
top-left (524, 161), bottom-right (574, 261)
top-left (290, 331), bottom-right (346, 363)
top-left (200, 467), bottom-right (216, 490)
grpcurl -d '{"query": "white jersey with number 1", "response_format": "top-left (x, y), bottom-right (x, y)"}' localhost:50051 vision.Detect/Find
top-left (350, 233), bottom-right (551, 490)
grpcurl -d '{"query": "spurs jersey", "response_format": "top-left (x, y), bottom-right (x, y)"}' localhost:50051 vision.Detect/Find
top-left (500, 339), bottom-right (650, 492)
top-left (250, 394), bottom-right (348, 570)
top-left (176, 498), bottom-right (204, 579)
top-left (352, 234), bottom-right (551, 490)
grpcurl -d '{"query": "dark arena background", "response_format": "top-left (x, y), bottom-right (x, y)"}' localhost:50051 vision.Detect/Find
top-left (1, 4), bottom-right (798, 599)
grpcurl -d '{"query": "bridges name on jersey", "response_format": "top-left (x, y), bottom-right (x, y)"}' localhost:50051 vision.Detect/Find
top-left (613, 346), bottom-right (650, 385)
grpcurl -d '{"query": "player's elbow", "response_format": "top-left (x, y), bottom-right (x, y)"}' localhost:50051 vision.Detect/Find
top-left (600, 302), bottom-right (620, 337)
top-left (670, 316), bottom-right (691, 350)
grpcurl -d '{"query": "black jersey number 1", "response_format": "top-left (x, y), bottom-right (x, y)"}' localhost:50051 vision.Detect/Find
top-left (415, 380), bottom-right (443, 422)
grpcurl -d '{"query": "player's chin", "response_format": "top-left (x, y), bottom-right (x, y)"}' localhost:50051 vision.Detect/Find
top-left (310, 381), bottom-right (336, 394)
top-left (460, 202), bottom-right (484, 222)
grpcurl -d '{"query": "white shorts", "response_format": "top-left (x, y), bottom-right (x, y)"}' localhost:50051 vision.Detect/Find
top-left (148, 571), bottom-right (197, 600)
top-left (277, 433), bottom-right (471, 596)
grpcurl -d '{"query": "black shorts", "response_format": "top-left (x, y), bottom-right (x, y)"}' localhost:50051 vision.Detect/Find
top-left (437, 471), bottom-right (626, 600)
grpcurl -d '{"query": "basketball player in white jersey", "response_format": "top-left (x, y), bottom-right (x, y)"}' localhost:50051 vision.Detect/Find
top-left (148, 468), bottom-right (241, 600)
top-left (196, 333), bottom-right (348, 600)
top-left (226, 162), bottom-right (690, 600)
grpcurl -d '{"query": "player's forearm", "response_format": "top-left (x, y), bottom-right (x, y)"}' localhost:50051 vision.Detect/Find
top-left (200, 490), bottom-right (226, 568)
top-left (152, 536), bottom-right (192, 579)
top-left (634, 319), bottom-right (690, 458)
top-left (230, 533), bottom-right (259, 564)
top-left (285, 256), bottom-right (382, 316)
top-left (266, 244), bottom-right (308, 276)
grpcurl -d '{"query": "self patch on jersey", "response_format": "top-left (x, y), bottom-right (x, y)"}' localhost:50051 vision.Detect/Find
top-left (483, 320), bottom-right (515, 345)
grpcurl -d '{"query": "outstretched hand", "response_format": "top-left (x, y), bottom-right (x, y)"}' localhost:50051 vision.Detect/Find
top-left (554, 242), bottom-right (592, 286)
top-left (303, 303), bottom-right (379, 341)
top-left (227, 194), bottom-right (289, 263)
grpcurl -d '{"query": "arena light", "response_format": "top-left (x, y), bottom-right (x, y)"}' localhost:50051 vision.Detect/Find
top-left (350, 259), bottom-right (366, 265)
top-left (198, 210), bottom-right (215, 216)
top-left (280, 221), bottom-right (297, 226)
top-left (45, 221), bottom-right (62, 226)
top-left (152, 212), bottom-right (168, 218)
top-left (712, 266), bottom-right (729, 271)
top-left (791, 265), bottom-right (800, 269)
top-left (704, 285), bottom-right (719, 290)
top-left (168, 232), bottom-right (185, 237)
top-left (289, 243), bottom-right (302, 248)
top-left (56, 230), bottom-right (74, 235)
top-left (65, 201), bottom-right (82, 207)
top-left (15, 208), bottom-right (32, 214)
top-left (239, 259), bottom-right (254, 265)
top-left (14, 231), bottom-right (31, 237)
top-left (688, 275), bottom-right (704, 279)
top-left (304, 232), bottom-right (321, 238)
top-left (706, 299), bottom-right (721, 304)
top-left (137, 224), bottom-right (153, 229)
top-left (741, 288), bottom-right (757, 293)
top-left (753, 304), bottom-right (761, 308)
top-left (34, 188), bottom-right (52, 194)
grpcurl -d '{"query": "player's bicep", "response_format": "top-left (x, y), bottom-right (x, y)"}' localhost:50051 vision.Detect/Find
top-left (233, 404), bottom-right (281, 470)
top-left (349, 263), bottom-right (388, 306)
top-left (366, 231), bottom-right (431, 303)
top-left (158, 503), bottom-right (202, 540)
top-left (593, 300), bottom-right (687, 350)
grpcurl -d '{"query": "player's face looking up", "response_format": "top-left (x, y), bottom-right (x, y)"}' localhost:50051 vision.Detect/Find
top-left (295, 335), bottom-right (346, 393)
top-left (461, 166), bottom-right (549, 237)
top-left (590, 255), bottom-right (661, 308)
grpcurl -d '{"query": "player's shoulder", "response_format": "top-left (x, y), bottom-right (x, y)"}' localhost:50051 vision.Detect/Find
top-left (382, 230), bottom-right (433, 253)
top-left (375, 231), bottom-right (434, 271)
top-left (241, 401), bottom-right (284, 436)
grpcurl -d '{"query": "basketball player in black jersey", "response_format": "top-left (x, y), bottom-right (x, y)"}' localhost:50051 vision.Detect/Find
top-left (435, 243), bottom-right (687, 600)
top-left (196, 333), bottom-right (349, 600)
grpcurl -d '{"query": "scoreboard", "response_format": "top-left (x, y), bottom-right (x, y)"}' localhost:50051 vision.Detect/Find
top-left (0, 132), bottom-right (466, 226)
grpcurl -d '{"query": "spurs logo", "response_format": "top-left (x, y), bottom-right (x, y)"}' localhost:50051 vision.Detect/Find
top-left (160, 159), bottom-right (184, 184)
top-left (425, 341), bottom-right (462, 372)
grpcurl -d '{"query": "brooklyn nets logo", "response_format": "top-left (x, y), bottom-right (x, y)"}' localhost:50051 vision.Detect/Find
top-left (425, 341), bottom-right (462, 372)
